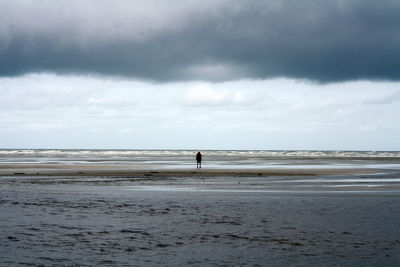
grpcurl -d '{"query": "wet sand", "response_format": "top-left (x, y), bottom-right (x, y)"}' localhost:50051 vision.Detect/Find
top-left (0, 162), bottom-right (386, 177)
top-left (1, 166), bottom-right (400, 266)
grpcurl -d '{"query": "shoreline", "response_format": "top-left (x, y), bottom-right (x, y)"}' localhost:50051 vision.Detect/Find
top-left (0, 164), bottom-right (391, 177)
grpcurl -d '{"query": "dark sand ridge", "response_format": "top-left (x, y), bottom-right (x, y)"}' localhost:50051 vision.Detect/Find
top-left (0, 163), bottom-right (386, 177)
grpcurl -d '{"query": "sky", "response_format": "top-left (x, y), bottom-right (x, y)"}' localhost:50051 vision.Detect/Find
top-left (0, 0), bottom-right (399, 150)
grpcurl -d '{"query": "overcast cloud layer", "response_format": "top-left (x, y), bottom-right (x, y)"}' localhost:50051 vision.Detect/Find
top-left (1, 0), bottom-right (399, 82)
top-left (1, 74), bottom-right (399, 150)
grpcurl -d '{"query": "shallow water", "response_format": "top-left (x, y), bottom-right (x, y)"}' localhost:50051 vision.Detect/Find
top-left (1, 149), bottom-right (400, 170)
top-left (1, 173), bottom-right (400, 266)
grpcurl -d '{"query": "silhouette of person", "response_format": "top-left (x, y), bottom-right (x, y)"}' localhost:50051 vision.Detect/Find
top-left (196, 151), bottom-right (202, 168)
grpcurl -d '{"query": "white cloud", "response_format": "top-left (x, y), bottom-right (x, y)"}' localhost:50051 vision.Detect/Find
top-left (183, 85), bottom-right (229, 106)
top-left (182, 84), bottom-right (267, 107)
top-left (118, 128), bottom-right (138, 135)
top-left (364, 90), bottom-right (400, 105)
top-left (0, 74), bottom-right (399, 150)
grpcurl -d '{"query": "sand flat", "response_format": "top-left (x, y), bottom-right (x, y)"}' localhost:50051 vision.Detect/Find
top-left (0, 163), bottom-right (387, 177)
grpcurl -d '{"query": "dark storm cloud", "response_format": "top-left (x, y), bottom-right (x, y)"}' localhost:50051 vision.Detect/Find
top-left (0, 0), bottom-right (399, 82)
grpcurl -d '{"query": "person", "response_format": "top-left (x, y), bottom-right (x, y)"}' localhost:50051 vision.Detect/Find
top-left (196, 151), bottom-right (202, 168)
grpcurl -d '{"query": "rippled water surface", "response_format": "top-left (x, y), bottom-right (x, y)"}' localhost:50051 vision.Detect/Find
top-left (1, 149), bottom-right (400, 170)
top-left (1, 182), bottom-right (400, 266)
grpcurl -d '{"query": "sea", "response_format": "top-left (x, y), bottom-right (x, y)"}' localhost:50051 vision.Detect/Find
top-left (1, 149), bottom-right (400, 170)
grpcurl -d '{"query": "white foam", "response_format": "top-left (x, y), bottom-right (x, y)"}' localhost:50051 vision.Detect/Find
top-left (1, 149), bottom-right (400, 169)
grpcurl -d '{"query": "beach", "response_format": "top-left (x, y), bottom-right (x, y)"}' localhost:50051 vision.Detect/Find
top-left (1, 150), bottom-right (400, 266)
top-left (3, 0), bottom-right (400, 265)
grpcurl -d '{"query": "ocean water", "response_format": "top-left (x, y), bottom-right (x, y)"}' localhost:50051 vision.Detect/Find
top-left (1, 149), bottom-right (400, 170)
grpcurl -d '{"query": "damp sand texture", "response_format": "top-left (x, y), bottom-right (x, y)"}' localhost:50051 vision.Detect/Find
top-left (1, 172), bottom-right (400, 266)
